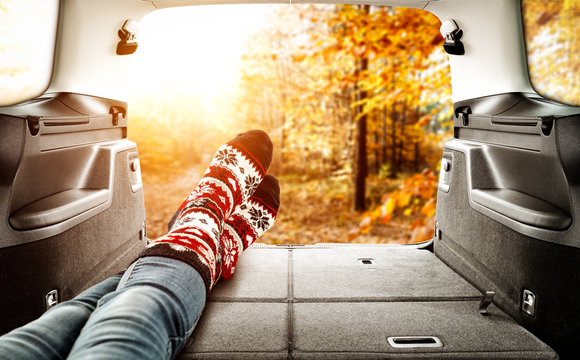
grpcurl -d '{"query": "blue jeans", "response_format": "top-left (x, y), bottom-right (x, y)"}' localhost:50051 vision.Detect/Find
top-left (0, 257), bottom-right (206, 360)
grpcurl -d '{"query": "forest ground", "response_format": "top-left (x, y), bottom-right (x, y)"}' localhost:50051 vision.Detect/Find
top-left (142, 165), bottom-right (417, 245)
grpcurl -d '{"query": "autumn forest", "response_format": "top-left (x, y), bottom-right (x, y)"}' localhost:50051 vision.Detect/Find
top-left (129, 1), bottom-right (579, 245)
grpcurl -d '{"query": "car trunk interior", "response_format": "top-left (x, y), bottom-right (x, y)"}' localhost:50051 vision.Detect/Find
top-left (2, 92), bottom-right (579, 359)
top-left (175, 93), bottom-right (580, 359)
top-left (2, 0), bottom-right (580, 358)
top-left (177, 245), bottom-right (557, 359)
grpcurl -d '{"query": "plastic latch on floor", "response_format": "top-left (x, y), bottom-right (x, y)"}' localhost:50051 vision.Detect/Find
top-left (522, 289), bottom-right (536, 316)
top-left (358, 258), bottom-right (375, 265)
top-left (387, 336), bottom-right (443, 348)
top-left (479, 291), bottom-right (495, 316)
top-left (45, 289), bottom-right (59, 311)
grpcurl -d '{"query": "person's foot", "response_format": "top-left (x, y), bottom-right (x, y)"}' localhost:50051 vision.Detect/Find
top-left (219, 175), bottom-right (280, 279)
top-left (139, 130), bottom-right (273, 292)
top-left (173, 129), bottom-right (273, 225)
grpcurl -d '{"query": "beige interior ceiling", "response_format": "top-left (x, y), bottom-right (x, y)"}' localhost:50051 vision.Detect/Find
top-left (48, 0), bottom-right (533, 103)
top-left (143, 0), bottom-right (436, 9)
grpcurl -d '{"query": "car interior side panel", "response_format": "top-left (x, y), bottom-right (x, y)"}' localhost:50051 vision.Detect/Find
top-left (0, 93), bottom-right (147, 334)
top-left (435, 92), bottom-right (580, 358)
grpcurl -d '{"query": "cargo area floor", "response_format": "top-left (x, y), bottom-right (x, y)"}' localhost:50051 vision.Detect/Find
top-left (178, 245), bottom-right (557, 359)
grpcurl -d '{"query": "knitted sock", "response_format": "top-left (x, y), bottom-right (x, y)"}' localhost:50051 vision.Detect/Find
top-left (167, 175), bottom-right (280, 280)
top-left (138, 130), bottom-right (273, 292)
top-left (220, 175), bottom-right (280, 279)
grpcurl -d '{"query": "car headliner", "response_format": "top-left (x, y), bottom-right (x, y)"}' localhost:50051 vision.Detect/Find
top-left (43, 0), bottom-right (533, 106)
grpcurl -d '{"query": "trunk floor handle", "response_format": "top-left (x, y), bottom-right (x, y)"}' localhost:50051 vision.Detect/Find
top-left (387, 336), bottom-right (443, 348)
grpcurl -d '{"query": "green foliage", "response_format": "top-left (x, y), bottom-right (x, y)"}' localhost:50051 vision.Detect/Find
top-left (378, 163), bottom-right (394, 179)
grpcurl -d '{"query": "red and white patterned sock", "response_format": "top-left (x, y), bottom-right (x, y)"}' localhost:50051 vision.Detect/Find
top-left (219, 175), bottom-right (280, 279)
top-left (165, 176), bottom-right (280, 283)
top-left (138, 130), bottom-right (273, 292)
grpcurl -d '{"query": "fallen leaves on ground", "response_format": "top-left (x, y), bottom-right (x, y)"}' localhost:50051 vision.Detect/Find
top-left (142, 167), bottom-right (421, 245)
top-left (142, 166), bottom-right (203, 240)
top-left (262, 174), bottom-right (419, 245)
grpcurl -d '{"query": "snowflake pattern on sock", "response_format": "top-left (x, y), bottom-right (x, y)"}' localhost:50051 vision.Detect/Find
top-left (214, 148), bottom-right (238, 167)
top-left (244, 175), bottom-right (260, 196)
top-left (248, 207), bottom-right (270, 231)
top-left (219, 175), bottom-right (279, 279)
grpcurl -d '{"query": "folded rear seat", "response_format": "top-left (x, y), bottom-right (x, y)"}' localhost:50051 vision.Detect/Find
top-left (177, 245), bottom-right (557, 359)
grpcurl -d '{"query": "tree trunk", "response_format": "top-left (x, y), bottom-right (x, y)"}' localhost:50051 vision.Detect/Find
top-left (390, 100), bottom-right (397, 175)
top-left (414, 105), bottom-right (421, 171)
top-left (397, 99), bottom-right (407, 171)
top-left (374, 129), bottom-right (380, 174)
top-left (354, 57), bottom-right (369, 211)
top-left (414, 141), bottom-right (420, 171)
top-left (353, 4), bottom-right (370, 211)
top-left (277, 65), bottom-right (287, 175)
top-left (382, 106), bottom-right (388, 166)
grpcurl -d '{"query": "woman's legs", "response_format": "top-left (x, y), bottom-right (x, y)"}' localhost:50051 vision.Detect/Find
top-left (66, 177), bottom-right (280, 359)
top-left (67, 257), bottom-right (205, 360)
top-left (0, 275), bottom-right (121, 360)
top-left (0, 130), bottom-right (279, 360)
top-left (0, 259), bottom-right (204, 360)
top-left (65, 131), bottom-right (279, 359)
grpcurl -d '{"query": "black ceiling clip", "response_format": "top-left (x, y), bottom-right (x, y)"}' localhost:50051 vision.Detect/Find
top-left (116, 19), bottom-right (139, 56)
top-left (440, 19), bottom-right (465, 56)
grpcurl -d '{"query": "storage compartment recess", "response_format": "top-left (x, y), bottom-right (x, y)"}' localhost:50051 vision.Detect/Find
top-left (471, 188), bottom-right (571, 230)
top-left (10, 189), bottom-right (110, 230)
